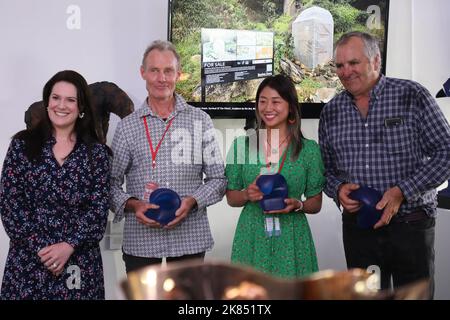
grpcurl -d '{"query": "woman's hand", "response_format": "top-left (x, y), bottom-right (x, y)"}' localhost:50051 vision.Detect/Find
top-left (245, 180), bottom-right (264, 203)
top-left (37, 242), bottom-right (75, 276)
top-left (263, 198), bottom-right (302, 214)
top-left (226, 177), bottom-right (264, 207)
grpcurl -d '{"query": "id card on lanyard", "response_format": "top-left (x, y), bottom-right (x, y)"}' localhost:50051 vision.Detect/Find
top-left (142, 116), bottom-right (174, 201)
top-left (264, 216), bottom-right (281, 237)
top-left (262, 146), bottom-right (288, 238)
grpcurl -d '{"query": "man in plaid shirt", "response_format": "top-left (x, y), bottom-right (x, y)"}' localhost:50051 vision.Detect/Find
top-left (109, 40), bottom-right (226, 273)
top-left (319, 32), bottom-right (450, 296)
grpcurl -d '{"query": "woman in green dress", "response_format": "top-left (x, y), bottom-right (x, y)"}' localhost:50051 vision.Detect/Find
top-left (225, 74), bottom-right (325, 279)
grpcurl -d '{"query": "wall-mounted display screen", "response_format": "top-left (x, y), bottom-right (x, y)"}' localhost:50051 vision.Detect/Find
top-left (169, 0), bottom-right (390, 119)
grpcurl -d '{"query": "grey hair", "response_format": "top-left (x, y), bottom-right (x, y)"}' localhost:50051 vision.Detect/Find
top-left (334, 31), bottom-right (381, 71)
top-left (141, 40), bottom-right (181, 70)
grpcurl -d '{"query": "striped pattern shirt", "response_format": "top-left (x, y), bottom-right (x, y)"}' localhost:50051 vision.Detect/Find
top-left (109, 94), bottom-right (226, 257)
top-left (319, 75), bottom-right (450, 218)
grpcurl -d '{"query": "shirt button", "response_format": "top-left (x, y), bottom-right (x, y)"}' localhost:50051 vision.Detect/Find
top-left (366, 165), bottom-right (370, 169)
top-left (365, 123), bottom-right (368, 127)
top-left (365, 144), bottom-right (369, 148)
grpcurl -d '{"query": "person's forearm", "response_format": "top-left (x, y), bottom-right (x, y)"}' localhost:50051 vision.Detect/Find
top-left (302, 194), bottom-right (322, 214)
top-left (184, 196), bottom-right (198, 211)
top-left (125, 197), bottom-right (140, 212)
top-left (226, 190), bottom-right (248, 207)
top-left (191, 170), bottom-right (227, 210)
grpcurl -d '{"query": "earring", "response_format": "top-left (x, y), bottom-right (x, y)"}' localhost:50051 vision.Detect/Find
top-left (78, 112), bottom-right (85, 119)
top-left (288, 118), bottom-right (296, 124)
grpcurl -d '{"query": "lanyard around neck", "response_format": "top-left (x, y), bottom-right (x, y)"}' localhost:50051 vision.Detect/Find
top-left (264, 143), bottom-right (289, 173)
top-left (143, 116), bottom-right (174, 169)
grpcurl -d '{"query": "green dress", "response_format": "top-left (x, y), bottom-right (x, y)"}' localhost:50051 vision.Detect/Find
top-left (225, 135), bottom-right (325, 279)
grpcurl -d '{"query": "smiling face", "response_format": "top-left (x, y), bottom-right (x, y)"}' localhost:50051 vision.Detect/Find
top-left (47, 81), bottom-right (79, 131)
top-left (257, 86), bottom-right (290, 131)
top-left (335, 36), bottom-right (380, 99)
top-left (140, 49), bottom-right (181, 103)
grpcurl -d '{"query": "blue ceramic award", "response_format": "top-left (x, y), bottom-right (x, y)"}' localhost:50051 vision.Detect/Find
top-left (256, 173), bottom-right (289, 211)
top-left (145, 188), bottom-right (181, 225)
top-left (349, 186), bottom-right (383, 229)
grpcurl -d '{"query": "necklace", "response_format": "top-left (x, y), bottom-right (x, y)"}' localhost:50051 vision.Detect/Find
top-left (266, 135), bottom-right (290, 154)
top-left (264, 134), bottom-right (290, 170)
top-left (264, 142), bottom-right (289, 173)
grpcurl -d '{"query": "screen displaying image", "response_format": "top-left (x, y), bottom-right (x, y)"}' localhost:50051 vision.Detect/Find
top-left (200, 28), bottom-right (274, 100)
top-left (169, 0), bottom-right (389, 118)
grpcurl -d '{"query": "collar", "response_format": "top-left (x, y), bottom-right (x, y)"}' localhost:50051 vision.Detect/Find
top-left (343, 74), bottom-right (386, 102)
top-left (370, 74), bottom-right (386, 101)
top-left (137, 93), bottom-right (189, 121)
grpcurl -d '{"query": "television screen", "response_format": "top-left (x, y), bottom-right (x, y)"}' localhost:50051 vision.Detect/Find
top-left (168, 0), bottom-right (390, 119)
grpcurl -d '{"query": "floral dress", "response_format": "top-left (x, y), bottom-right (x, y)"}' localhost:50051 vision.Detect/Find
top-left (0, 138), bottom-right (110, 299)
top-left (225, 136), bottom-right (325, 279)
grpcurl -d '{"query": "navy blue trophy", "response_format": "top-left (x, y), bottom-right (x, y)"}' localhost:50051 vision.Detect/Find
top-left (145, 188), bottom-right (181, 225)
top-left (256, 173), bottom-right (289, 211)
top-left (349, 186), bottom-right (383, 229)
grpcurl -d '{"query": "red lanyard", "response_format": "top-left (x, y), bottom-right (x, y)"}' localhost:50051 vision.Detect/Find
top-left (264, 143), bottom-right (289, 173)
top-left (143, 117), bottom-right (174, 168)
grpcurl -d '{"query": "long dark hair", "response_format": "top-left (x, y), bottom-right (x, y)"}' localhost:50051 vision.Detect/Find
top-left (255, 74), bottom-right (304, 161)
top-left (14, 70), bottom-right (107, 161)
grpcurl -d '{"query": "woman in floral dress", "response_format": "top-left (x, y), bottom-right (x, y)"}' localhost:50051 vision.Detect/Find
top-left (225, 74), bottom-right (325, 278)
top-left (0, 70), bottom-right (110, 299)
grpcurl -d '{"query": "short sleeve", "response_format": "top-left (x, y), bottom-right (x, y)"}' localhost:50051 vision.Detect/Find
top-left (304, 140), bottom-right (326, 198)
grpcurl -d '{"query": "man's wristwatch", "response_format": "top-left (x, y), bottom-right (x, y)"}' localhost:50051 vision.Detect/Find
top-left (294, 199), bottom-right (304, 212)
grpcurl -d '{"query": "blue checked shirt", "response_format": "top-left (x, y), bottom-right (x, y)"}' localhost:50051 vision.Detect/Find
top-left (109, 94), bottom-right (226, 257)
top-left (319, 75), bottom-right (450, 218)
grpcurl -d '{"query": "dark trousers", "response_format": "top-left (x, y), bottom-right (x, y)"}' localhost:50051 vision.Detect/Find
top-left (342, 212), bottom-right (435, 298)
top-left (122, 250), bottom-right (206, 274)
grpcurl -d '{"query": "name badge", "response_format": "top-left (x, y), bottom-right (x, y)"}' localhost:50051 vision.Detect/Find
top-left (384, 117), bottom-right (403, 128)
top-left (265, 217), bottom-right (274, 237)
top-left (273, 217), bottom-right (281, 237)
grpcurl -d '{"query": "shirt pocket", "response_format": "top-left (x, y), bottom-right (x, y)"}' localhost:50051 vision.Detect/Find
top-left (383, 125), bottom-right (414, 154)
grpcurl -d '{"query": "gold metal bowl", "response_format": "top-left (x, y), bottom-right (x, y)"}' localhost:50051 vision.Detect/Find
top-left (120, 259), bottom-right (429, 300)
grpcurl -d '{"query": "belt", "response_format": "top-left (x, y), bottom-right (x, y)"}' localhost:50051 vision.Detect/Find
top-left (391, 210), bottom-right (430, 223)
top-left (343, 209), bottom-right (430, 224)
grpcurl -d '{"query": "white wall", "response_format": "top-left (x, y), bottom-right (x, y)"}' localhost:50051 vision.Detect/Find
top-left (385, 0), bottom-right (450, 299)
top-left (1, 0), bottom-right (449, 299)
top-left (0, 0), bottom-right (168, 299)
top-left (410, 0), bottom-right (450, 300)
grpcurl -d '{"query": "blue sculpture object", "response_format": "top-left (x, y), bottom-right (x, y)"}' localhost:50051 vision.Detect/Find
top-left (349, 186), bottom-right (383, 229)
top-left (256, 173), bottom-right (289, 211)
top-left (145, 188), bottom-right (181, 225)
top-left (437, 180), bottom-right (450, 209)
